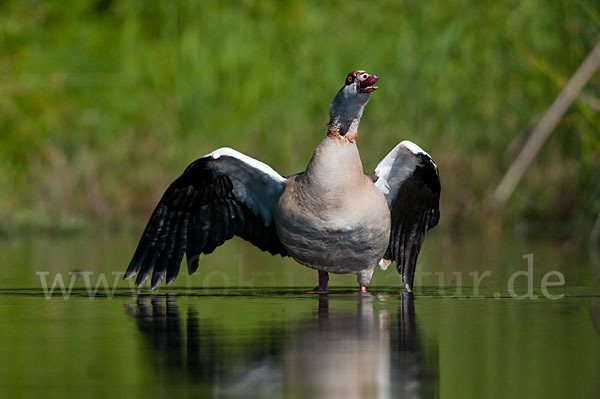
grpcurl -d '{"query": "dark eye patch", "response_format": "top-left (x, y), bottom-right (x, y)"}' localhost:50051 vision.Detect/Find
top-left (345, 74), bottom-right (354, 85)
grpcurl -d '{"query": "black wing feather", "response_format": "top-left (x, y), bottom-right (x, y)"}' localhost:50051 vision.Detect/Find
top-left (384, 153), bottom-right (440, 292)
top-left (166, 215), bottom-right (188, 284)
top-left (125, 156), bottom-right (287, 289)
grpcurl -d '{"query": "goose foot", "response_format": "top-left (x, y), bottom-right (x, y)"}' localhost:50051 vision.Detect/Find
top-left (348, 286), bottom-right (368, 295)
top-left (306, 289), bottom-right (328, 294)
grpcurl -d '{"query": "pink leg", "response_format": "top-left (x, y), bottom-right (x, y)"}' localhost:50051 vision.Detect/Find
top-left (360, 286), bottom-right (367, 293)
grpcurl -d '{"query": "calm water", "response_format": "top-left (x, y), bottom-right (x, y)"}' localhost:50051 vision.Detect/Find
top-left (0, 233), bottom-right (599, 398)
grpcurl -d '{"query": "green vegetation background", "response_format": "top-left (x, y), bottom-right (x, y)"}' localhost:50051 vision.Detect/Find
top-left (1, 0), bottom-right (599, 237)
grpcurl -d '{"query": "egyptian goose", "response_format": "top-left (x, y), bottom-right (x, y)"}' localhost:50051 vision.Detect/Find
top-left (124, 70), bottom-right (440, 292)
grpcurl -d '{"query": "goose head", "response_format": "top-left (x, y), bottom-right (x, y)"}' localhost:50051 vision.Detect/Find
top-left (328, 70), bottom-right (379, 139)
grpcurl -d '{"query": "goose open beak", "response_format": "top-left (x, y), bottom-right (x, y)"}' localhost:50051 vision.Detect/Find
top-left (359, 74), bottom-right (379, 93)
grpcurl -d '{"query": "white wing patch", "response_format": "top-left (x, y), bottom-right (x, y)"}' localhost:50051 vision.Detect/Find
top-left (203, 147), bottom-right (285, 225)
top-left (374, 142), bottom-right (419, 203)
top-left (208, 147), bottom-right (285, 183)
top-left (399, 140), bottom-right (429, 157)
top-left (374, 140), bottom-right (435, 206)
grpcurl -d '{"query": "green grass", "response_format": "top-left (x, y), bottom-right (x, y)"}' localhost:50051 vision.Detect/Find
top-left (0, 0), bottom-right (599, 237)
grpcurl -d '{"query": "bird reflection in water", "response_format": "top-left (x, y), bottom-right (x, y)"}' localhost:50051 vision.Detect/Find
top-left (125, 294), bottom-right (438, 398)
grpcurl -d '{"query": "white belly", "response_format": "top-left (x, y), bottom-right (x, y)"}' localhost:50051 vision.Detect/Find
top-left (276, 216), bottom-right (390, 275)
top-left (275, 178), bottom-right (391, 275)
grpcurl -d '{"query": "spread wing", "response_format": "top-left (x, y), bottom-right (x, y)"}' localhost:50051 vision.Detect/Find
top-left (373, 141), bottom-right (440, 292)
top-left (124, 148), bottom-right (288, 289)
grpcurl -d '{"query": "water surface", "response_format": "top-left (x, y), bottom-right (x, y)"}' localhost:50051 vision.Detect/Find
top-left (0, 234), bottom-right (599, 398)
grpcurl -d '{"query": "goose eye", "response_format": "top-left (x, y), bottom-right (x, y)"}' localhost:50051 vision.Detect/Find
top-left (346, 74), bottom-right (354, 85)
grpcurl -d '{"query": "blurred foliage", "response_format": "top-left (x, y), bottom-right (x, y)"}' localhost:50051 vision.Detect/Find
top-left (0, 0), bottom-right (599, 237)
